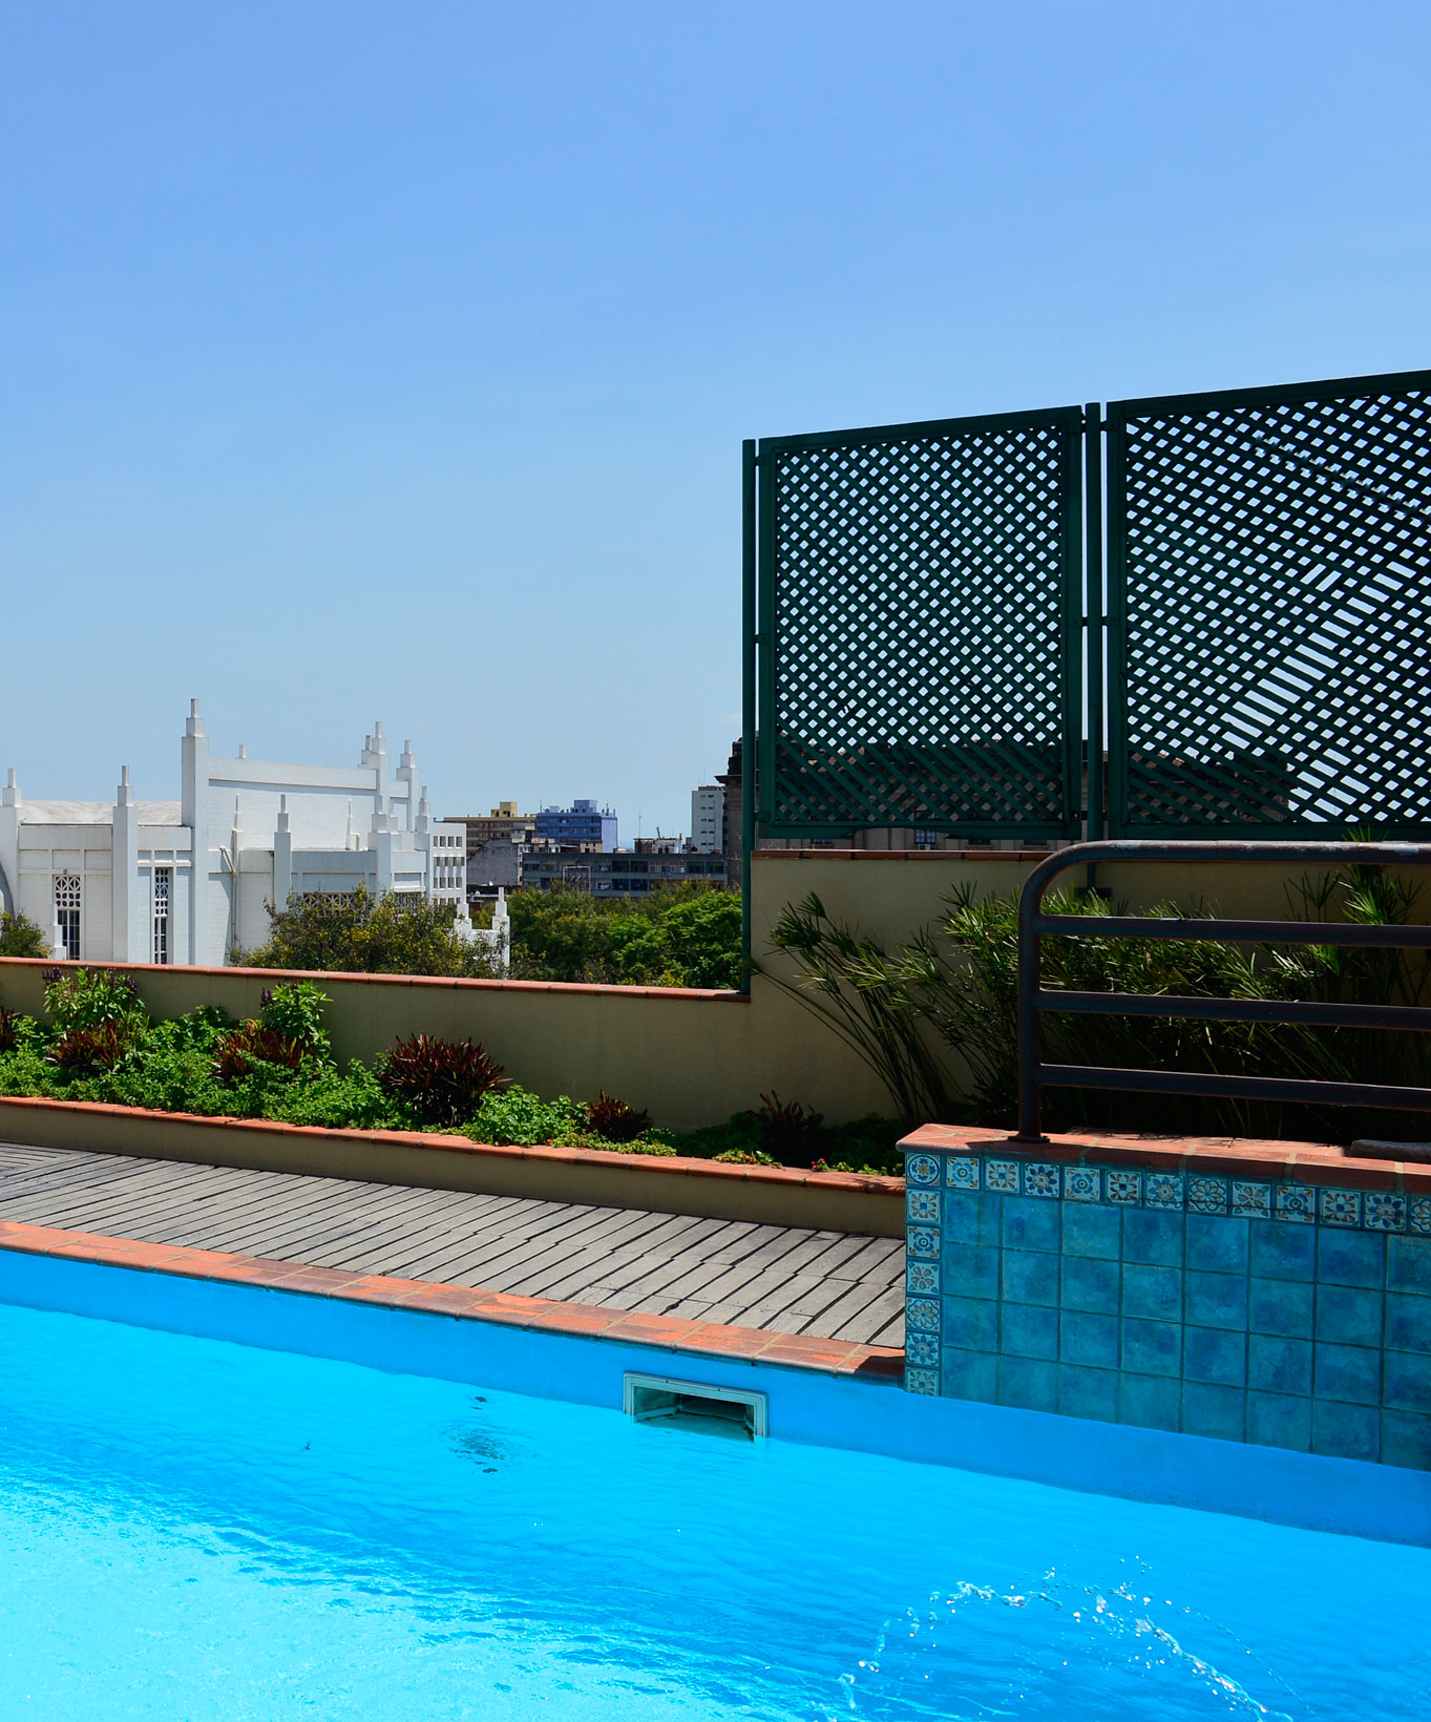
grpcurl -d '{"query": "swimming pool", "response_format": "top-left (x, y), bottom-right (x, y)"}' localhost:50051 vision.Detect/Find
top-left (1, 1290), bottom-right (1428, 1720)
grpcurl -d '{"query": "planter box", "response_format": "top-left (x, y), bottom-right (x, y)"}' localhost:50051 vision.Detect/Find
top-left (0, 1096), bottom-right (904, 1238)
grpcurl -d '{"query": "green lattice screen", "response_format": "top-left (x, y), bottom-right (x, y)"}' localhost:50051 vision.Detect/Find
top-left (1107, 371), bottom-right (1431, 838)
top-left (755, 408), bottom-right (1084, 838)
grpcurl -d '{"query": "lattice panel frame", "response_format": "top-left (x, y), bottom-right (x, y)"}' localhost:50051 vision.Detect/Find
top-left (755, 408), bottom-right (1084, 838)
top-left (1108, 370), bottom-right (1431, 838)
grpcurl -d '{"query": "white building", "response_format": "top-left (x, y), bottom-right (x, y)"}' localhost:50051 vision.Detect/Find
top-left (0, 702), bottom-right (505, 968)
top-left (690, 784), bottom-right (723, 854)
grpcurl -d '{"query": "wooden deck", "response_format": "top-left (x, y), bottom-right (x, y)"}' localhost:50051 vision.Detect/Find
top-left (0, 1141), bottom-right (905, 1346)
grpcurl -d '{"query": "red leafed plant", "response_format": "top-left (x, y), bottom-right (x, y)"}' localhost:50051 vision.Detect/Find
top-left (0, 1008), bottom-right (18, 1055)
top-left (47, 1022), bottom-right (133, 1075)
top-left (211, 1022), bottom-right (305, 1082)
top-left (377, 1034), bottom-right (507, 1127)
top-left (753, 1091), bottom-right (827, 1168)
top-left (583, 1090), bottom-right (651, 1143)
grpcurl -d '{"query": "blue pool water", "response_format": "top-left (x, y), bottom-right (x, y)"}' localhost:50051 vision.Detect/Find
top-left (0, 1298), bottom-right (1427, 1720)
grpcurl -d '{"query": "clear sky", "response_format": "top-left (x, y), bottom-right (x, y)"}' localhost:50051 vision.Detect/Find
top-left (3, 1), bottom-right (1427, 838)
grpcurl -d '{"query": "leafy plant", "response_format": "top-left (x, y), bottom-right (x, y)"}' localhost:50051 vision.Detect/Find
top-left (507, 883), bottom-right (742, 989)
top-left (0, 1008), bottom-right (18, 1055)
top-left (43, 966), bottom-right (147, 1037)
top-left (461, 1085), bottom-right (589, 1147)
top-left (583, 1090), bottom-right (652, 1143)
top-left (0, 911), bottom-right (48, 959)
top-left (47, 1022), bottom-right (134, 1075)
top-left (239, 886), bottom-right (502, 979)
top-left (763, 893), bottom-right (957, 1126)
top-left (211, 1022), bottom-right (305, 1082)
top-left (751, 1091), bottom-right (826, 1166)
top-left (258, 982), bottom-right (331, 1055)
top-left (378, 1033), bottom-right (508, 1127)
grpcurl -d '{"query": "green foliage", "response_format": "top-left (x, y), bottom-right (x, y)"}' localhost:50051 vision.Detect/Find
top-left (238, 887), bottom-right (501, 979)
top-left (583, 1090), bottom-right (651, 1143)
top-left (0, 912), bottom-right (48, 958)
top-left (461, 1085), bottom-right (593, 1147)
top-left (258, 981), bottom-right (332, 1055)
top-left (508, 883), bottom-right (742, 988)
top-left (766, 862), bottom-right (1431, 1142)
top-left (378, 1034), bottom-right (508, 1128)
top-left (43, 965), bottom-right (147, 1036)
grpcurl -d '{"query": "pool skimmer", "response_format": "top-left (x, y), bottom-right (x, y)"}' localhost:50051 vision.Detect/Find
top-left (622, 1373), bottom-right (768, 1441)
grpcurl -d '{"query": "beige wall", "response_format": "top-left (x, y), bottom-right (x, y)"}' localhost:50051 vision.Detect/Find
top-left (2, 849), bottom-right (1421, 1129)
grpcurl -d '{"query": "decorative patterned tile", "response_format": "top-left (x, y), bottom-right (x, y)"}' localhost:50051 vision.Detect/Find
top-left (1062, 1166), bottom-right (1100, 1203)
top-left (985, 1159), bottom-right (1020, 1194)
top-left (905, 1332), bottom-right (939, 1366)
top-left (1318, 1188), bottom-right (1362, 1229)
top-left (1274, 1185), bottom-right (1316, 1224)
top-left (1145, 1173), bottom-right (1185, 1211)
top-left (1022, 1162), bottom-right (1061, 1199)
top-left (906, 1152), bottom-right (941, 1187)
top-left (906, 1261), bottom-right (939, 1296)
top-left (905, 1367), bottom-right (939, 1395)
top-left (1411, 1197), bottom-right (1431, 1236)
top-left (946, 1156), bottom-right (980, 1190)
top-left (907, 1299), bottom-right (940, 1331)
top-left (1104, 1168), bottom-right (1142, 1205)
top-left (1231, 1181), bottom-right (1271, 1219)
top-left (907, 1189), bottom-right (941, 1223)
top-left (1364, 1192), bottom-right (1407, 1233)
top-left (1188, 1177), bottom-right (1228, 1215)
top-left (907, 1226), bottom-right (939, 1259)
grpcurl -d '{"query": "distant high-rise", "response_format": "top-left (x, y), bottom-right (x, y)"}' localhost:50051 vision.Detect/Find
top-left (534, 799), bottom-right (617, 851)
top-left (690, 784), bottom-right (723, 854)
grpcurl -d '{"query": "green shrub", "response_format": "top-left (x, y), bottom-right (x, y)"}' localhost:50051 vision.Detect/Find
top-left (508, 883), bottom-right (741, 988)
top-left (42, 965), bottom-right (147, 1037)
top-left (258, 981), bottom-right (332, 1054)
top-left (0, 912), bottom-right (48, 959)
top-left (239, 887), bottom-right (501, 979)
top-left (460, 1085), bottom-right (589, 1147)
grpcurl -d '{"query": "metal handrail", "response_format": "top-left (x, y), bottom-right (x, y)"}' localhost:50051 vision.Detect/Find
top-left (1014, 839), bottom-right (1431, 1141)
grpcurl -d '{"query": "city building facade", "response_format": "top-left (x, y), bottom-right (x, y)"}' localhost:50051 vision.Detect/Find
top-left (690, 783), bottom-right (723, 854)
top-left (534, 800), bottom-right (617, 850)
top-left (0, 704), bottom-right (481, 967)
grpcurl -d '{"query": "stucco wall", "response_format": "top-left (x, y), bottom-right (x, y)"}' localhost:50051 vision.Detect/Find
top-left (1, 849), bottom-right (1419, 1129)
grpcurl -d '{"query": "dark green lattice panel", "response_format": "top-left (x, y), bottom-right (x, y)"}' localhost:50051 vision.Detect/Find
top-left (1108, 371), bottom-right (1431, 837)
top-left (756, 408), bottom-right (1083, 837)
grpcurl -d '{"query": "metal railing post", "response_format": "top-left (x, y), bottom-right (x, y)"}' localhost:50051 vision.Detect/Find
top-left (740, 439), bottom-right (757, 988)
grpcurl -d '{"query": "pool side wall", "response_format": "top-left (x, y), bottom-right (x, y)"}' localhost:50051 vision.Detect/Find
top-left (0, 1241), bottom-right (1427, 1546)
top-left (901, 1127), bottom-right (1431, 1472)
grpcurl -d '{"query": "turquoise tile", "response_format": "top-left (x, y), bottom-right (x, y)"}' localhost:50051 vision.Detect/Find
top-left (1002, 1249), bottom-right (1059, 1308)
top-left (1118, 1372), bottom-right (1181, 1432)
top-left (1316, 1284), bottom-right (1383, 1348)
top-left (1314, 1342), bottom-right (1381, 1406)
top-left (1122, 1263), bottom-right (1182, 1322)
top-left (1247, 1390), bottom-right (1312, 1452)
top-left (1001, 1302), bottom-right (1058, 1360)
top-left (1121, 1317), bottom-right (1182, 1377)
top-left (1187, 1215), bottom-right (1249, 1274)
top-left (1058, 1364), bottom-right (1119, 1423)
top-left (1317, 1229), bottom-right (1386, 1290)
top-left (1060, 1311), bottom-right (1119, 1369)
top-left (997, 1355), bottom-right (1057, 1413)
top-left (1123, 1210), bottom-right (1184, 1267)
top-left (1062, 1204), bottom-right (1122, 1259)
top-left (1384, 1350), bottom-right (1431, 1414)
top-left (1387, 1235), bottom-right (1431, 1297)
top-left (1186, 1270), bottom-right (1248, 1332)
top-left (1380, 1410), bottom-right (1431, 1471)
top-left (1311, 1399), bottom-right (1379, 1462)
top-left (1249, 1276), bottom-right (1313, 1338)
top-left (940, 1347), bottom-right (998, 1403)
top-left (943, 1243), bottom-right (999, 1300)
top-left (1182, 1381), bottom-right (1245, 1441)
top-left (1061, 1255), bottom-right (1120, 1314)
top-left (1002, 1196), bottom-right (1060, 1254)
top-left (1248, 1334), bottom-right (1312, 1396)
top-left (941, 1294), bottom-right (998, 1353)
top-left (1184, 1325), bottom-right (1247, 1387)
top-left (1386, 1293), bottom-right (1431, 1355)
top-left (941, 1191), bottom-right (1002, 1246)
top-left (1251, 1220), bottom-right (1315, 1282)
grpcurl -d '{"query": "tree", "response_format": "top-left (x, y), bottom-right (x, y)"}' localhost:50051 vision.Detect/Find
top-left (0, 911), bottom-right (49, 959)
top-left (238, 887), bottom-right (501, 978)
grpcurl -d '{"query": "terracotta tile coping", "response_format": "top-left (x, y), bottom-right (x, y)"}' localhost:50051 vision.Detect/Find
top-left (0, 1220), bottom-right (903, 1383)
top-left (901, 1123), bottom-right (1431, 1195)
top-left (0, 1095), bottom-right (904, 1198)
top-left (0, 955), bottom-right (746, 1004)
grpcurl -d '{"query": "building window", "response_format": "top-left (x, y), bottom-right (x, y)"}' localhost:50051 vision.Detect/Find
top-left (53, 874), bottom-right (81, 961)
top-left (152, 867), bottom-right (172, 965)
top-left (914, 829), bottom-right (940, 849)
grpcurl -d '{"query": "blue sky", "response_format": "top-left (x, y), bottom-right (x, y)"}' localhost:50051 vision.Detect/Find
top-left (3, 1), bottom-right (1427, 838)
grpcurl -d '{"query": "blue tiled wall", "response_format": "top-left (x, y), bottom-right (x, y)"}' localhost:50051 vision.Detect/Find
top-left (903, 1147), bottom-right (1431, 1469)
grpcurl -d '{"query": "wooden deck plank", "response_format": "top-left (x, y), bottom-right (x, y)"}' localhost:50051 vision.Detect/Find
top-left (0, 1139), bottom-right (905, 1344)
